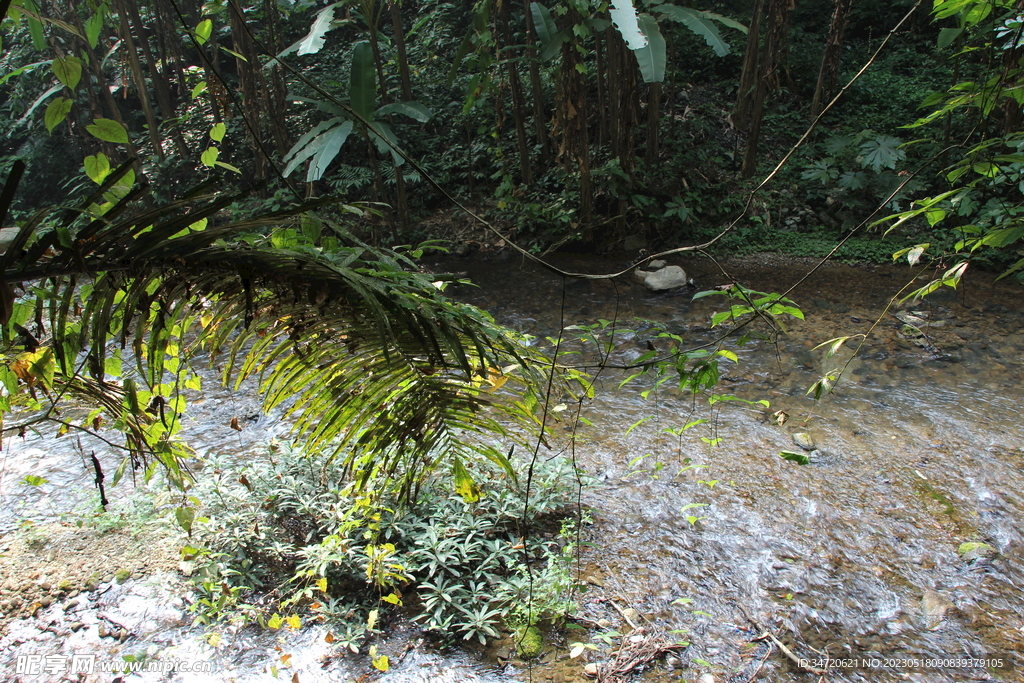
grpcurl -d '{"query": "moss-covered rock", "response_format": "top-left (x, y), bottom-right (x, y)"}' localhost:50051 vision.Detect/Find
top-left (515, 625), bottom-right (543, 658)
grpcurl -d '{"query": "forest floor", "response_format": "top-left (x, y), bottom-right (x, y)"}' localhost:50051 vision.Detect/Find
top-left (0, 517), bottom-right (180, 630)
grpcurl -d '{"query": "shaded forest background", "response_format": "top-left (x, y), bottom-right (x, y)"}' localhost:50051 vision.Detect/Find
top-left (3, 0), bottom-right (1022, 273)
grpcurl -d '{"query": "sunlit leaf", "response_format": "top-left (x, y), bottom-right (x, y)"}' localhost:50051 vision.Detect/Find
top-left (86, 118), bottom-right (129, 144)
top-left (51, 55), bottom-right (82, 90)
top-left (44, 97), bottom-right (73, 133)
top-left (195, 19), bottom-right (213, 44)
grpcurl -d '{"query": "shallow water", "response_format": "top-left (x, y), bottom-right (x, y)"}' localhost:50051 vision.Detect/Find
top-left (1, 252), bottom-right (1022, 682)
top-left (443, 252), bottom-right (1024, 682)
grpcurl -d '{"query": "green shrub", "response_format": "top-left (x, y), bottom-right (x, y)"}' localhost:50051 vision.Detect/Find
top-left (186, 441), bottom-right (587, 650)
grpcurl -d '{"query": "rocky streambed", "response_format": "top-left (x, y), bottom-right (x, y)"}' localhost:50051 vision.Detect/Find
top-left (1, 251), bottom-right (1023, 682)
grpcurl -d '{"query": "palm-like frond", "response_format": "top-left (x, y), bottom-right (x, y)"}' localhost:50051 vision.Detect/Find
top-left (1, 169), bottom-right (545, 497)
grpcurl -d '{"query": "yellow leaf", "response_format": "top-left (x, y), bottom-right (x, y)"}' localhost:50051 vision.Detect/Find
top-left (286, 615), bottom-right (301, 629)
top-left (206, 632), bottom-right (222, 647)
top-left (366, 609), bottom-right (378, 631)
top-left (372, 654), bottom-right (390, 672)
top-left (316, 577), bottom-right (327, 592)
top-left (268, 613), bottom-right (284, 629)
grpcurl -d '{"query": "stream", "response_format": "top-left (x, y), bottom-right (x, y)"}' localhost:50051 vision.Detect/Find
top-left (1, 252), bottom-right (1022, 682)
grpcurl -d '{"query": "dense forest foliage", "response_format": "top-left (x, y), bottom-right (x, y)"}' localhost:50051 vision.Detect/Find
top-left (1, 0), bottom-right (1022, 270)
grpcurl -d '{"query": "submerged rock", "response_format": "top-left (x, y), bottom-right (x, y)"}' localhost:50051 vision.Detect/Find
top-left (921, 588), bottom-right (954, 630)
top-left (634, 265), bottom-right (689, 291)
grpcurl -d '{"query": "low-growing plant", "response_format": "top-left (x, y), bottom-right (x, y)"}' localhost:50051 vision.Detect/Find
top-left (185, 441), bottom-right (587, 651)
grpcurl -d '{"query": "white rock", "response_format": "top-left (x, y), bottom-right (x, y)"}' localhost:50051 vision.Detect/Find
top-left (648, 259), bottom-right (667, 270)
top-left (584, 662), bottom-right (600, 677)
top-left (793, 432), bottom-right (815, 450)
top-left (635, 265), bottom-right (688, 291)
top-left (698, 674), bottom-right (716, 683)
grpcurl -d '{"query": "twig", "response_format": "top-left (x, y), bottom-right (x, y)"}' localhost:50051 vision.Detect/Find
top-left (735, 603), bottom-right (826, 676)
top-left (608, 597), bottom-right (640, 631)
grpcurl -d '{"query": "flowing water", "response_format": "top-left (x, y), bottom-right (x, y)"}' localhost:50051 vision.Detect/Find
top-left (441, 252), bottom-right (1024, 683)
top-left (1, 252), bottom-right (1022, 682)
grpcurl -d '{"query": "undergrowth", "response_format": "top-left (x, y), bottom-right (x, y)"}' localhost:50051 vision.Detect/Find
top-left (184, 442), bottom-right (587, 657)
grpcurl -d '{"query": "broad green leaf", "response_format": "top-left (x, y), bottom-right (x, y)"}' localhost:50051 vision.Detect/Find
top-left (779, 450), bottom-right (810, 465)
top-left (971, 161), bottom-right (998, 177)
top-left (307, 120), bottom-right (353, 181)
top-left (349, 41), bottom-right (377, 121)
top-left (84, 153), bottom-right (111, 184)
top-left (87, 118), bottom-right (129, 144)
top-left (453, 456), bottom-right (479, 502)
top-left (369, 120), bottom-right (402, 165)
top-left (530, 3), bottom-right (565, 61)
top-left (195, 19), bottom-right (213, 45)
top-left (297, 3), bottom-right (338, 55)
top-left (201, 146), bottom-right (219, 167)
top-left (634, 14), bottom-right (666, 83)
top-left (191, 81), bottom-right (207, 99)
top-left (51, 55), bottom-right (82, 90)
top-left (210, 122), bottom-right (226, 142)
top-left (282, 117), bottom-right (345, 170)
top-left (85, 8), bottom-right (105, 48)
top-left (44, 97), bottom-right (73, 133)
top-left (625, 415), bottom-right (653, 435)
top-left (925, 208), bottom-right (946, 227)
top-left (609, 0), bottom-right (648, 50)
top-left (656, 4), bottom-right (730, 56)
top-left (937, 26), bottom-right (963, 49)
top-left (214, 161), bottom-right (241, 173)
top-left (375, 101), bottom-right (433, 122)
top-left (23, 475), bottom-right (47, 486)
top-left (28, 16), bottom-right (46, 50)
top-left (860, 135), bottom-right (905, 173)
top-left (715, 349), bottom-right (738, 363)
top-left (175, 506), bottom-right (196, 534)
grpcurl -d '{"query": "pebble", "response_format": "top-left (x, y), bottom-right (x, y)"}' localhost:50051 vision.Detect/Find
top-left (583, 663), bottom-right (599, 677)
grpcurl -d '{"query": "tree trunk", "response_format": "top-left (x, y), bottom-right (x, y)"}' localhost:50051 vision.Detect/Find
top-left (114, 0), bottom-right (165, 161)
top-left (123, 0), bottom-right (189, 155)
top-left (810, 0), bottom-right (852, 119)
top-left (554, 10), bottom-right (591, 226)
top-left (734, 0), bottom-right (765, 130)
top-left (524, 3), bottom-right (547, 153)
top-left (499, 0), bottom-right (532, 184)
top-left (740, 0), bottom-right (794, 178)
top-left (227, 0), bottom-right (268, 178)
top-left (595, 31), bottom-right (607, 147)
top-left (389, 1), bottom-right (414, 101)
top-left (645, 82), bottom-right (661, 166)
